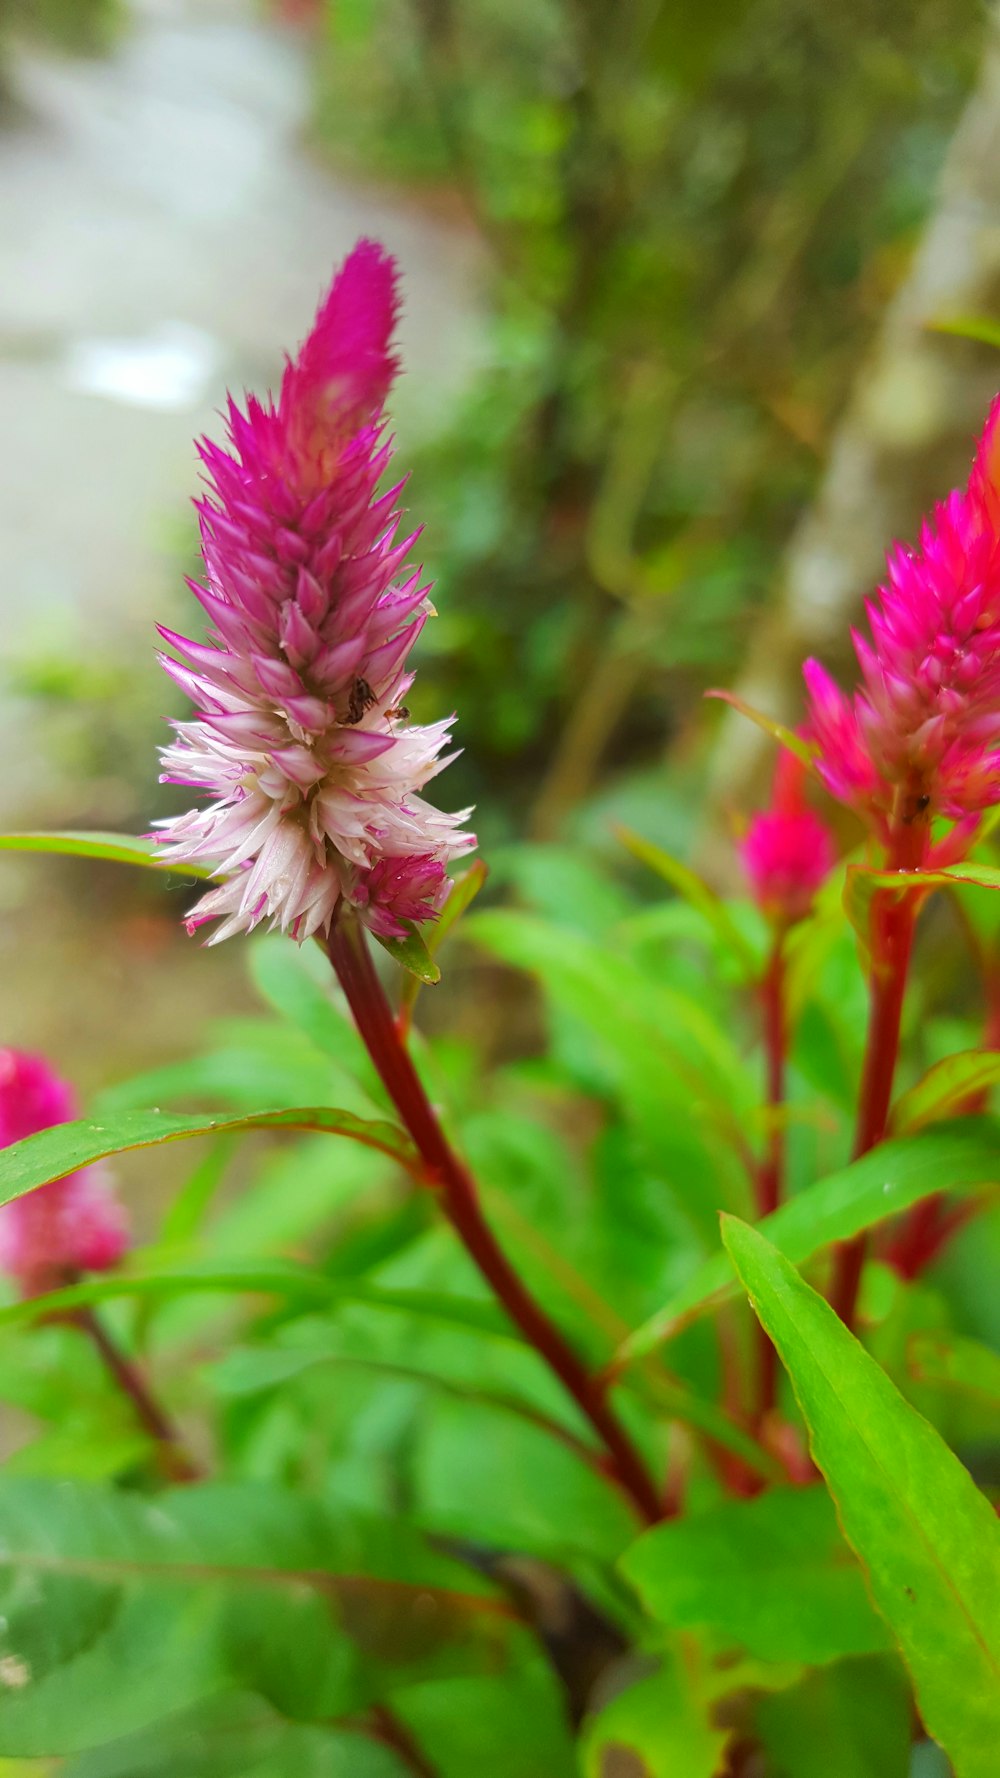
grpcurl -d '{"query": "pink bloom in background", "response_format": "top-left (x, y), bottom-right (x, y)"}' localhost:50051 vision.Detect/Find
top-left (740, 751), bottom-right (836, 924)
top-left (0, 1050), bottom-right (128, 1297)
top-left (155, 239), bottom-right (475, 944)
top-left (804, 394), bottom-right (1000, 853)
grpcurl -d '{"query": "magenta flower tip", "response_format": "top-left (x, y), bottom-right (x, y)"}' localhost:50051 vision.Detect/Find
top-left (740, 751), bottom-right (836, 924)
top-left (802, 392), bottom-right (1000, 852)
top-left (0, 1050), bottom-right (129, 1298)
top-left (281, 238), bottom-right (401, 489)
top-left (154, 239), bottom-right (475, 945)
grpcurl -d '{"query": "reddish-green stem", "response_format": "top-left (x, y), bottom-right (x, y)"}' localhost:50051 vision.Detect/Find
top-left (754, 934), bottom-right (786, 1424)
top-left (74, 1306), bottom-right (202, 1482)
top-left (368, 1704), bottom-right (440, 1778)
top-left (715, 1308), bottom-right (762, 1497)
top-left (831, 815), bottom-right (929, 1327)
top-left (886, 943), bottom-right (1000, 1277)
top-left (326, 915), bottom-right (663, 1526)
top-left (757, 937), bottom-right (787, 1221)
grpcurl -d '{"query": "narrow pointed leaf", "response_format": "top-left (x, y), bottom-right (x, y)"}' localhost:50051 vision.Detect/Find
top-left (844, 862), bottom-right (1000, 949)
top-left (0, 1106), bottom-right (419, 1206)
top-left (705, 691), bottom-right (817, 767)
top-left (615, 825), bottom-right (758, 975)
top-left (0, 1263), bottom-right (515, 1344)
top-left (616, 1120), bottom-right (1000, 1363)
top-left (907, 1332), bottom-right (1000, 1406)
top-left (930, 314), bottom-right (1000, 349)
top-left (722, 1216), bottom-right (1000, 1778)
top-left (373, 924), bottom-right (441, 984)
top-left (0, 831), bottom-right (213, 878)
top-left (889, 1051), bottom-right (1000, 1134)
top-left (399, 860), bottom-right (488, 1020)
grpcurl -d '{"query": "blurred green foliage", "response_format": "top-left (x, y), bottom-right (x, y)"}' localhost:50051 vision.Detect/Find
top-left (312, 0), bottom-right (981, 839)
top-left (0, 0), bottom-right (122, 62)
top-left (1, 832), bottom-right (999, 1771)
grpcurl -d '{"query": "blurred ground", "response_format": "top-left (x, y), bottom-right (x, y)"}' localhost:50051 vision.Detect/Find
top-left (0, 0), bottom-right (484, 1126)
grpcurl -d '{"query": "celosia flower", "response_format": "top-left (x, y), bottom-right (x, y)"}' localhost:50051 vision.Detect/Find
top-left (740, 751), bottom-right (836, 924)
top-left (155, 239), bottom-right (475, 944)
top-left (804, 395), bottom-right (1000, 853)
top-left (0, 1050), bottom-right (128, 1297)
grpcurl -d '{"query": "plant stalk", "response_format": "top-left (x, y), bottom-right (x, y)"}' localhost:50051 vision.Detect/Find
top-left (754, 933), bottom-right (787, 1423)
top-left (326, 914), bottom-right (663, 1525)
top-left (74, 1306), bottom-right (201, 1482)
top-left (831, 814), bottom-right (929, 1326)
top-left (368, 1704), bottom-right (440, 1778)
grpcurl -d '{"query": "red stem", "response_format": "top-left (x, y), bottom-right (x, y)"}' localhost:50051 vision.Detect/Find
top-left (326, 916), bottom-right (663, 1526)
top-left (74, 1307), bottom-right (202, 1482)
top-left (754, 934), bottom-right (786, 1424)
top-left (831, 816), bottom-right (928, 1327)
top-left (757, 938), bottom-right (786, 1220)
top-left (886, 946), bottom-right (1000, 1278)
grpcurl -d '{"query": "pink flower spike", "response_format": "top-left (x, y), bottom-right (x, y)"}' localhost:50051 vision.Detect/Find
top-left (740, 751), bottom-right (836, 926)
top-left (802, 391), bottom-right (1000, 851)
top-left (0, 1050), bottom-right (129, 1299)
top-left (154, 239), bottom-right (475, 944)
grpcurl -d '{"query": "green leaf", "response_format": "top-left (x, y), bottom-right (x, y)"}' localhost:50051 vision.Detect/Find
top-left (704, 691), bottom-right (817, 768)
top-left (615, 825), bottom-right (758, 976)
top-left (889, 1051), bottom-right (1000, 1134)
top-left (466, 910), bottom-right (756, 1201)
top-left (844, 862), bottom-right (1000, 948)
top-left (582, 1655), bottom-right (729, 1778)
top-left (0, 832), bottom-right (212, 878)
top-left (158, 1139), bottom-right (235, 1247)
top-left (392, 1662), bottom-right (577, 1778)
top-left (489, 845), bottom-right (630, 938)
top-left (755, 1656), bottom-right (912, 1778)
top-left (0, 1477), bottom-right (510, 1758)
top-left (617, 1119), bottom-right (1000, 1362)
top-left (424, 861), bottom-right (489, 957)
top-left (0, 1262), bottom-right (515, 1342)
top-left (413, 1396), bottom-right (636, 1568)
top-left (930, 314), bottom-right (1000, 350)
top-left (621, 1486), bottom-right (889, 1664)
top-left (0, 1105), bottom-right (419, 1206)
top-left (721, 1216), bottom-right (1000, 1778)
top-left (207, 1341), bottom-right (594, 1460)
top-left (372, 925), bottom-right (441, 985)
top-left (907, 1331), bottom-right (1000, 1406)
top-left (399, 861), bottom-right (488, 1021)
top-left (248, 938), bottom-right (367, 1070)
top-left (65, 1694), bottom-right (411, 1778)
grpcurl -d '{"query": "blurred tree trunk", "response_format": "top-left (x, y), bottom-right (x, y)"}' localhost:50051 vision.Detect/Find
top-left (704, 13), bottom-right (1000, 843)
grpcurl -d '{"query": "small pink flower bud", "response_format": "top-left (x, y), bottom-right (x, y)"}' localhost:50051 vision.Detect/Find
top-left (740, 752), bottom-right (836, 925)
top-left (0, 1050), bottom-right (129, 1298)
